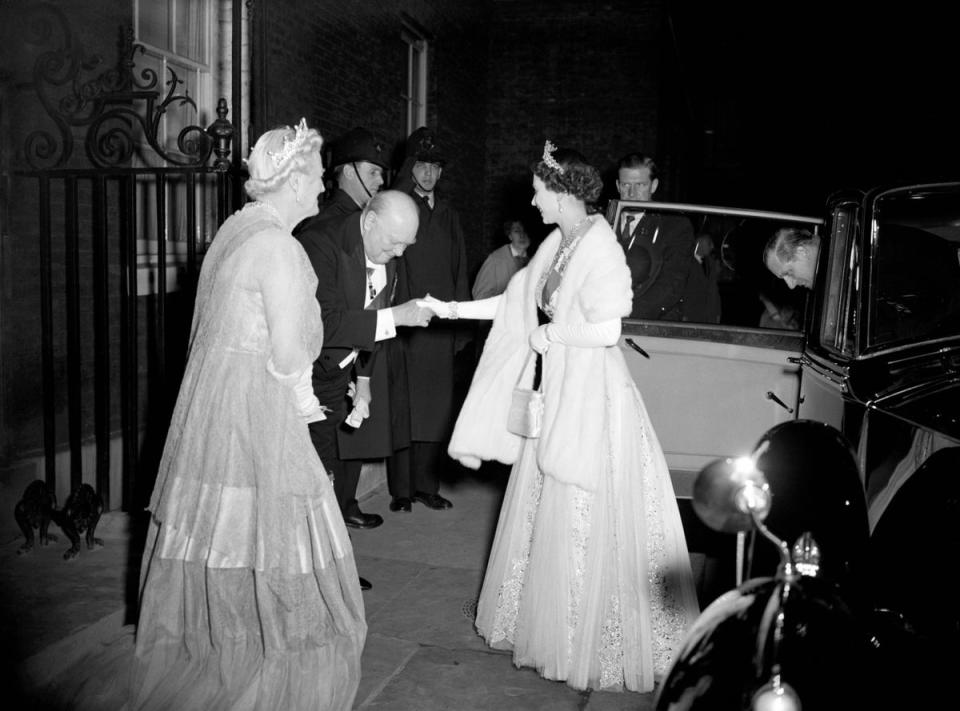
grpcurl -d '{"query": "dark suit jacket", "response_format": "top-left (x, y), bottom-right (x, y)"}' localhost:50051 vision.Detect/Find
top-left (610, 204), bottom-right (696, 320)
top-left (682, 256), bottom-right (722, 324)
top-left (295, 211), bottom-right (409, 458)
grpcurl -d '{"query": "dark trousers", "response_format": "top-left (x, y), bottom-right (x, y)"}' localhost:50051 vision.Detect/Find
top-left (308, 414), bottom-right (362, 513)
top-left (388, 441), bottom-right (444, 498)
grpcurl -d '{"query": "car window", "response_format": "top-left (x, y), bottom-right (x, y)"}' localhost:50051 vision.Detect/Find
top-left (610, 200), bottom-right (820, 330)
top-left (868, 191), bottom-right (960, 350)
top-left (819, 204), bottom-right (858, 355)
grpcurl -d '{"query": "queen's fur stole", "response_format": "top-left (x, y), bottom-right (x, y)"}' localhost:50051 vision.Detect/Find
top-left (448, 216), bottom-right (634, 491)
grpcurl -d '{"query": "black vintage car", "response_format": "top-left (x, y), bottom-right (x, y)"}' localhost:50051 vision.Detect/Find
top-left (795, 182), bottom-right (960, 637)
top-left (613, 183), bottom-right (960, 708)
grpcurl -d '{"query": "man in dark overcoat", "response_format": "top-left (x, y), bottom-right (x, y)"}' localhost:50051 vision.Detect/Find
top-left (388, 127), bottom-right (471, 513)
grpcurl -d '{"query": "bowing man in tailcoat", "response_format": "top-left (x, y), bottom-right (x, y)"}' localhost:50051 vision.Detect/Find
top-left (388, 127), bottom-right (471, 513)
top-left (295, 191), bottom-right (430, 543)
top-left (608, 152), bottom-right (697, 321)
top-left (293, 126), bottom-right (392, 533)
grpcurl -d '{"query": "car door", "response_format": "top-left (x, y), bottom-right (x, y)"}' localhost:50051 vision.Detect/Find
top-left (622, 323), bottom-right (803, 495)
top-left (613, 200), bottom-right (822, 495)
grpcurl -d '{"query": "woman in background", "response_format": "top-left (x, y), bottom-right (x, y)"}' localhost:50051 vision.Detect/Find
top-left (131, 119), bottom-right (365, 710)
top-left (420, 141), bottom-right (699, 693)
top-left (472, 219), bottom-right (531, 299)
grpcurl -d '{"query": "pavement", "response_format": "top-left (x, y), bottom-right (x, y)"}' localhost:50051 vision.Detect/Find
top-left (2, 462), bottom-right (729, 710)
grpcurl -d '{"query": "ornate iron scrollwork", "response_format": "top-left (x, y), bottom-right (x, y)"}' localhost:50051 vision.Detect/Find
top-left (23, 2), bottom-right (225, 170)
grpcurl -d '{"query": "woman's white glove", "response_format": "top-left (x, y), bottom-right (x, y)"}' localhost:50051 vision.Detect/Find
top-left (294, 369), bottom-right (327, 423)
top-left (416, 294), bottom-right (455, 319)
top-left (268, 358), bottom-right (327, 423)
top-left (344, 376), bottom-right (372, 428)
top-left (529, 324), bottom-right (552, 354)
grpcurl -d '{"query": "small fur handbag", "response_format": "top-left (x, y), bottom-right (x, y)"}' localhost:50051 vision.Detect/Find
top-left (507, 350), bottom-right (543, 438)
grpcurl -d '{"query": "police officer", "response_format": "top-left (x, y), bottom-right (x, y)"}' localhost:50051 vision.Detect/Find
top-left (315, 126), bottom-right (388, 223)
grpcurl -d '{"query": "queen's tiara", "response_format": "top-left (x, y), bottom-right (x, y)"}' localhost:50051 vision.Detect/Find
top-left (542, 140), bottom-right (563, 173)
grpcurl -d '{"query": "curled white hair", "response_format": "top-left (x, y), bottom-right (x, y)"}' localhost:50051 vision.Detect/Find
top-left (244, 118), bottom-right (324, 200)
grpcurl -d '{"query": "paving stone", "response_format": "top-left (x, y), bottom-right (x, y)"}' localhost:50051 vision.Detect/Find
top-left (361, 644), bottom-right (587, 711)
top-left (366, 563), bottom-right (489, 653)
top-left (355, 632), bottom-right (421, 709)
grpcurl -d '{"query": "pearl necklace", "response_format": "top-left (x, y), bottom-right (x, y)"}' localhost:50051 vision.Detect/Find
top-left (553, 214), bottom-right (593, 274)
top-left (251, 200), bottom-right (287, 229)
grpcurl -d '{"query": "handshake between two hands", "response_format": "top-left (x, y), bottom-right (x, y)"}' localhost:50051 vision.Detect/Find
top-left (347, 295), bottom-right (457, 429)
top-left (415, 294), bottom-right (455, 319)
top-left (392, 294), bottom-right (449, 328)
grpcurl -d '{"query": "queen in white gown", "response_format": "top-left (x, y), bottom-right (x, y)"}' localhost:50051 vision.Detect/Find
top-left (422, 142), bottom-right (699, 693)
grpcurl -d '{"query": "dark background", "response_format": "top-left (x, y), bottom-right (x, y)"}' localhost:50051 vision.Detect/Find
top-left (669, 3), bottom-right (958, 213)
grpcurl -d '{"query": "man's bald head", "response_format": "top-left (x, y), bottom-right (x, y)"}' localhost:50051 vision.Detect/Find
top-left (361, 190), bottom-right (419, 264)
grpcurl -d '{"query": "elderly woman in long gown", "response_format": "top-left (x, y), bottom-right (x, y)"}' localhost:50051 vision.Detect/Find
top-left (419, 142), bottom-right (699, 693)
top-left (129, 120), bottom-right (366, 710)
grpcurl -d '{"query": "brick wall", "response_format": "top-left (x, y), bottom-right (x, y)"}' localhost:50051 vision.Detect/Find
top-left (481, 0), bottom-right (669, 260)
top-left (255, 0), bottom-right (490, 267)
top-left (253, 0), bottom-right (669, 272)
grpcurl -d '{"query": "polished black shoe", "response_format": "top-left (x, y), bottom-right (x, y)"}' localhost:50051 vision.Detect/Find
top-left (343, 507), bottom-right (384, 529)
top-left (359, 576), bottom-right (372, 591)
top-left (389, 497), bottom-right (413, 512)
top-left (413, 491), bottom-right (453, 510)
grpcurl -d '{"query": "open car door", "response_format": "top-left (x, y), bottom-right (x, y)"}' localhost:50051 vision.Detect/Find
top-left (611, 200), bottom-right (822, 495)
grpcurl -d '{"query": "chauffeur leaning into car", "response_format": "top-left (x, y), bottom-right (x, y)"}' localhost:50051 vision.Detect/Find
top-left (763, 227), bottom-right (820, 290)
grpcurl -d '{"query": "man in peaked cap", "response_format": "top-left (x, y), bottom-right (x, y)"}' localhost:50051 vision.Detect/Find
top-left (388, 127), bottom-right (470, 514)
top-left (317, 126), bottom-right (389, 222)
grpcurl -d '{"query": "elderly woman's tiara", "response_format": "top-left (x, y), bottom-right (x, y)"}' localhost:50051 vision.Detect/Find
top-left (542, 140), bottom-right (563, 173)
top-left (267, 117), bottom-right (311, 168)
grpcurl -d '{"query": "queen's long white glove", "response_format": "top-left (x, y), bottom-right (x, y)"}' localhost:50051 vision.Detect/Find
top-left (416, 294), bottom-right (501, 321)
top-left (547, 318), bottom-right (621, 347)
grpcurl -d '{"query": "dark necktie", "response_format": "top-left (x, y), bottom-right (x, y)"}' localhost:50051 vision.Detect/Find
top-left (365, 267), bottom-right (392, 311)
top-left (621, 215), bottom-right (637, 244)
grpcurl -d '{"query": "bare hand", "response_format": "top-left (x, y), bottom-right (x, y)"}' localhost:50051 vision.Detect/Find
top-left (392, 298), bottom-right (434, 328)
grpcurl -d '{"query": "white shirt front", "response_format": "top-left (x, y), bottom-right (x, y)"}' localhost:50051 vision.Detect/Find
top-left (339, 258), bottom-right (396, 369)
top-left (365, 257), bottom-right (396, 341)
top-left (364, 258), bottom-right (387, 307)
